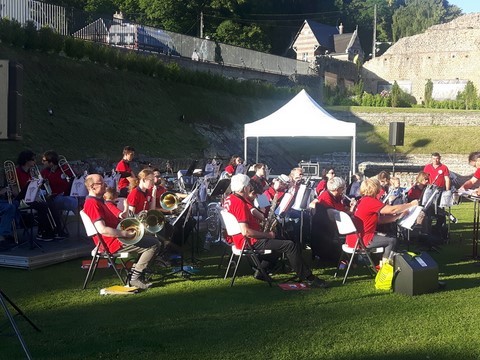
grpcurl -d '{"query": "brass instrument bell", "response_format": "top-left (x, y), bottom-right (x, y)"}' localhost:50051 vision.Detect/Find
top-left (117, 218), bottom-right (145, 245)
top-left (160, 192), bottom-right (179, 211)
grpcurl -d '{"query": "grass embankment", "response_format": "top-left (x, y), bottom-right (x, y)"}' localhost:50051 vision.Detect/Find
top-left (1, 43), bottom-right (480, 165)
top-left (2, 201), bottom-right (480, 359)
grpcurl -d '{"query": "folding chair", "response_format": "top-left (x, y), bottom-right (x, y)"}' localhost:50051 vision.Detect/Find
top-left (327, 209), bottom-right (383, 285)
top-left (219, 209), bottom-right (272, 287)
top-left (79, 210), bottom-right (130, 289)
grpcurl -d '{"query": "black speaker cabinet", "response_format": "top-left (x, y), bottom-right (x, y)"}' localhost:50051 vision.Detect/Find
top-left (393, 252), bottom-right (438, 296)
top-left (389, 122), bottom-right (405, 146)
top-left (7, 62), bottom-right (23, 140)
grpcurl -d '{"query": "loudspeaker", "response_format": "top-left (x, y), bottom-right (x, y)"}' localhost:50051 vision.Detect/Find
top-left (7, 61), bottom-right (23, 140)
top-left (389, 122), bottom-right (404, 146)
top-left (393, 252), bottom-right (439, 296)
top-left (0, 60), bottom-right (8, 140)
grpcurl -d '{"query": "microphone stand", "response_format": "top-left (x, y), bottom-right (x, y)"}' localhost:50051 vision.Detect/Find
top-left (0, 288), bottom-right (41, 360)
top-left (164, 188), bottom-right (198, 279)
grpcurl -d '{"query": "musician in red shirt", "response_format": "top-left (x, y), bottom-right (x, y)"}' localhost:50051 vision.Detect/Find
top-left (315, 168), bottom-right (335, 195)
top-left (116, 146), bottom-right (136, 197)
top-left (407, 172), bottom-right (430, 201)
top-left (459, 151), bottom-right (480, 193)
top-left (309, 177), bottom-right (355, 212)
top-left (224, 155), bottom-right (243, 177)
top-left (346, 178), bottom-right (417, 263)
top-left (423, 152), bottom-right (451, 191)
top-left (41, 150), bottom-right (78, 217)
top-left (127, 169), bottom-right (156, 215)
top-left (223, 174), bottom-right (327, 288)
top-left (83, 174), bottom-right (161, 289)
top-left (250, 163), bottom-right (268, 191)
top-left (15, 150), bottom-right (63, 241)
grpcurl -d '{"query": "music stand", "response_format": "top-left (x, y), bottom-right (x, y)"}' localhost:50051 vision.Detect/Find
top-left (209, 178), bottom-right (231, 199)
top-left (164, 188), bottom-right (198, 279)
top-left (0, 288), bottom-right (40, 360)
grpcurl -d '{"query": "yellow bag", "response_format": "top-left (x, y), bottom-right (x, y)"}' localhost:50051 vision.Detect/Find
top-left (375, 262), bottom-right (394, 290)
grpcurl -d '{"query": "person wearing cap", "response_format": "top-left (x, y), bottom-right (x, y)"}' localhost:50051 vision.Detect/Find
top-left (223, 174), bottom-right (327, 288)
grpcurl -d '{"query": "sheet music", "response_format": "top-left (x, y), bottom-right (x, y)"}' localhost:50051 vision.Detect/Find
top-left (398, 205), bottom-right (424, 230)
top-left (254, 194), bottom-right (270, 209)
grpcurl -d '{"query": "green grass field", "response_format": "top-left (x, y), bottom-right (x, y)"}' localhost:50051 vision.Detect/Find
top-left (2, 201), bottom-right (480, 359)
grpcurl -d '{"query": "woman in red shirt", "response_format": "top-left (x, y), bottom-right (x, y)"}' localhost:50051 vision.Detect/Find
top-left (347, 178), bottom-right (417, 263)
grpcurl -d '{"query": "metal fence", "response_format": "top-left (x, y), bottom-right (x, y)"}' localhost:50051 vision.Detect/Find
top-left (72, 18), bottom-right (312, 76)
top-left (0, 0), bottom-right (68, 35)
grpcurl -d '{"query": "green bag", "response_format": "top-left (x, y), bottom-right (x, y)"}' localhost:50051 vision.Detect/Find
top-left (375, 262), bottom-right (394, 290)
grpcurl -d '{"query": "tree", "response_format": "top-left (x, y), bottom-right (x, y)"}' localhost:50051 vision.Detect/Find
top-left (214, 20), bottom-right (270, 52)
top-left (424, 79), bottom-right (433, 107)
top-left (458, 81), bottom-right (478, 110)
top-left (392, 0), bottom-right (461, 42)
top-left (391, 81), bottom-right (400, 107)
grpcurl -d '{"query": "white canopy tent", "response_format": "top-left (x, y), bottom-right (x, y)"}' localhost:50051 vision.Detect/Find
top-left (244, 89), bottom-right (357, 174)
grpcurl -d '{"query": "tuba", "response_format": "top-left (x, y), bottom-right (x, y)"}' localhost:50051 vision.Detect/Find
top-left (159, 191), bottom-right (179, 211)
top-left (117, 217), bottom-right (145, 245)
top-left (137, 209), bottom-right (165, 234)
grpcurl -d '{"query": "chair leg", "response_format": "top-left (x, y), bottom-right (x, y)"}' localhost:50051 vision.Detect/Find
top-left (342, 251), bottom-right (357, 285)
top-left (230, 252), bottom-right (244, 287)
top-left (223, 251), bottom-right (236, 280)
top-left (83, 256), bottom-right (98, 290)
top-left (105, 254), bottom-right (127, 285)
top-left (334, 251), bottom-right (347, 278)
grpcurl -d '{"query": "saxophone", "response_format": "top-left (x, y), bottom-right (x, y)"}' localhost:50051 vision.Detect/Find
top-left (263, 191), bottom-right (279, 232)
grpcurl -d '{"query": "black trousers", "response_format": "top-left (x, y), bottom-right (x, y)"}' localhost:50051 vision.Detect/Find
top-left (253, 238), bottom-right (312, 280)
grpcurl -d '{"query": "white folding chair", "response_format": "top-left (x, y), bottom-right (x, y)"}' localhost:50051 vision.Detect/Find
top-left (79, 210), bottom-right (130, 289)
top-left (327, 209), bottom-right (383, 284)
top-left (219, 210), bottom-right (272, 287)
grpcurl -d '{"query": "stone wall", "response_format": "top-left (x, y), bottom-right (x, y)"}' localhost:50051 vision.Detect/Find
top-left (362, 13), bottom-right (480, 103)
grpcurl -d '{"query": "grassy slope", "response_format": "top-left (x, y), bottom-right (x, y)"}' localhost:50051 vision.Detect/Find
top-left (0, 44), bottom-right (285, 162)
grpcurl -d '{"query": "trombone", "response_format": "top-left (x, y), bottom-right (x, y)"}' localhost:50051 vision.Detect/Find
top-left (58, 155), bottom-right (76, 183)
top-left (29, 164), bottom-right (57, 230)
top-left (3, 160), bottom-right (19, 243)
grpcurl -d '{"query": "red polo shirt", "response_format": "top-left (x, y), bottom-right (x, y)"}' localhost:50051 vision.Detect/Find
top-left (127, 187), bottom-right (152, 214)
top-left (346, 196), bottom-right (385, 248)
top-left (116, 159), bottom-right (133, 191)
top-left (83, 196), bottom-right (122, 253)
top-left (223, 194), bottom-right (260, 249)
top-left (40, 166), bottom-right (70, 195)
top-left (423, 163), bottom-right (450, 189)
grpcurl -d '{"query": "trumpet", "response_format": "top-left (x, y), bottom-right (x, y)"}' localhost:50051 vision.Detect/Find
top-left (58, 155), bottom-right (76, 183)
top-left (137, 209), bottom-right (165, 234)
top-left (117, 217), bottom-right (145, 245)
top-left (159, 191), bottom-right (180, 211)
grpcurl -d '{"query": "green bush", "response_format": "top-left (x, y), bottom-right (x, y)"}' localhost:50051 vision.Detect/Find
top-left (38, 27), bottom-right (63, 53)
top-left (63, 37), bottom-right (86, 59)
top-left (23, 21), bottom-right (38, 50)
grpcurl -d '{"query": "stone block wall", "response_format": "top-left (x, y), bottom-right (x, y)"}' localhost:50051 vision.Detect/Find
top-left (362, 13), bottom-right (480, 104)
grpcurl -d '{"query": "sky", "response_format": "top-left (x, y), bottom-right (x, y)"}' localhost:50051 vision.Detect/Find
top-left (447, 0), bottom-right (480, 13)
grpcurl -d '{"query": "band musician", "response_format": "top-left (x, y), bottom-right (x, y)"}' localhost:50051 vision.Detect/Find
top-left (459, 151), bottom-right (480, 194)
top-left (40, 150), bottom-right (79, 219)
top-left (223, 174), bottom-right (327, 288)
top-left (250, 163), bottom-right (269, 192)
top-left (309, 177), bottom-right (355, 260)
top-left (15, 150), bottom-right (64, 241)
top-left (348, 178), bottom-right (418, 265)
top-left (116, 146), bottom-right (136, 197)
top-left (83, 174), bottom-right (161, 289)
top-left (422, 152), bottom-right (451, 237)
